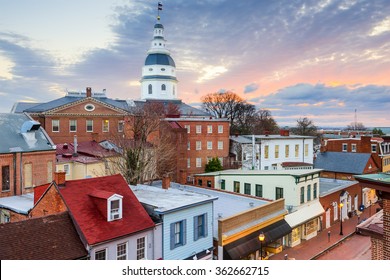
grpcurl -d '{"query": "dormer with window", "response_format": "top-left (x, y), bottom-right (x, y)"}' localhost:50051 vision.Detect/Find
top-left (89, 190), bottom-right (123, 222)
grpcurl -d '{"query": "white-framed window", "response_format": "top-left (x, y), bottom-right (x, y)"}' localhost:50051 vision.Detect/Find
top-left (207, 141), bottom-right (212, 150)
top-left (63, 164), bottom-right (70, 175)
top-left (196, 158), bottom-right (202, 167)
top-left (95, 248), bottom-right (107, 260)
top-left (218, 125), bottom-right (223, 134)
top-left (285, 145), bottom-right (290, 158)
top-left (351, 144), bottom-right (357, 152)
top-left (187, 141), bottom-right (190, 150)
top-left (295, 144), bottom-right (299, 158)
top-left (196, 141), bottom-right (202, 150)
top-left (117, 242), bottom-right (127, 260)
top-left (184, 125), bottom-right (190, 133)
top-left (52, 120), bottom-right (59, 132)
top-left (275, 145), bottom-right (279, 159)
top-left (207, 125), bottom-right (212, 134)
top-left (118, 121), bottom-right (124, 132)
top-left (196, 125), bottom-right (202, 134)
top-left (371, 144), bottom-right (377, 153)
top-left (342, 143), bottom-right (348, 152)
top-left (218, 141), bottom-right (223, 150)
top-left (187, 158), bottom-right (191, 168)
top-left (108, 195), bottom-right (123, 221)
top-left (137, 237), bottom-right (146, 260)
top-left (102, 120), bottom-right (109, 132)
top-left (86, 120), bottom-right (93, 132)
top-left (304, 144), bottom-right (309, 157)
top-left (69, 120), bottom-right (77, 132)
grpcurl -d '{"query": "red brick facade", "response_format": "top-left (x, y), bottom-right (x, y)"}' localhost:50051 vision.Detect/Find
top-left (1, 151), bottom-right (56, 198)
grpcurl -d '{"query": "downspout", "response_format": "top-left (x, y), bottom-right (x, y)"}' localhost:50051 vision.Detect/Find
top-left (19, 153), bottom-right (23, 195)
top-left (13, 153), bottom-right (17, 196)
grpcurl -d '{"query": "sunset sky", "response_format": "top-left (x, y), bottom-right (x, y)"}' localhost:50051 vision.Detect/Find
top-left (1, 0), bottom-right (389, 127)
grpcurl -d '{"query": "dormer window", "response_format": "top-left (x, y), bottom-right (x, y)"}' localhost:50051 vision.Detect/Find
top-left (108, 196), bottom-right (123, 221)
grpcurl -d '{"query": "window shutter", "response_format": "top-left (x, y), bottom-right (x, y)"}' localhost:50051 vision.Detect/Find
top-left (204, 214), bottom-right (208, 238)
top-left (182, 220), bottom-right (187, 246)
top-left (193, 216), bottom-right (198, 241)
top-left (170, 223), bottom-right (175, 250)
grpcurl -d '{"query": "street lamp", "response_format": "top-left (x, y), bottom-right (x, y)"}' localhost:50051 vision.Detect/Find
top-left (258, 232), bottom-right (265, 260)
top-left (339, 202), bottom-right (344, 236)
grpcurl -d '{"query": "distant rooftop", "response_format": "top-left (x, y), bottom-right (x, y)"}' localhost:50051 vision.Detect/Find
top-left (230, 134), bottom-right (315, 144)
top-left (319, 178), bottom-right (358, 197)
top-left (195, 168), bottom-right (323, 177)
top-left (0, 193), bottom-right (34, 214)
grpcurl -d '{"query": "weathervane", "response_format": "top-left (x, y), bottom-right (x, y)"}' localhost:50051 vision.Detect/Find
top-left (157, 2), bottom-right (163, 20)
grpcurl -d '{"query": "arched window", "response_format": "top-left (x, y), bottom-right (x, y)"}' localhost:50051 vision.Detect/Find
top-left (161, 84), bottom-right (166, 91)
top-left (148, 84), bottom-right (152, 94)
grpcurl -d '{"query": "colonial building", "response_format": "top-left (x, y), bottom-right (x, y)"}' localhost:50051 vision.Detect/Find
top-left (230, 130), bottom-right (314, 171)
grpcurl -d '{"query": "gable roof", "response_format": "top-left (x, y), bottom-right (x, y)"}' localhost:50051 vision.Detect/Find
top-left (0, 212), bottom-right (87, 259)
top-left (0, 113), bottom-right (55, 154)
top-left (314, 152), bottom-right (374, 174)
top-left (58, 174), bottom-right (155, 245)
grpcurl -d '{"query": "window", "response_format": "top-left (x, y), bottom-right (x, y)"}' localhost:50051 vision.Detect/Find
top-left (117, 242), bottom-right (127, 260)
top-left (371, 144), bottom-right (377, 153)
top-left (102, 120), bottom-right (109, 132)
top-left (307, 185), bottom-right (311, 201)
top-left (69, 120), bottom-right (77, 132)
top-left (2, 166), bottom-right (10, 191)
top-left (63, 164), bottom-right (70, 175)
top-left (300, 187), bottom-right (305, 204)
top-left (137, 237), bottom-right (146, 260)
top-left (187, 158), bottom-right (191, 168)
top-left (84, 104), bottom-right (95, 111)
top-left (234, 181), bottom-right (240, 193)
top-left (52, 120), bottom-right (59, 132)
top-left (305, 144), bottom-right (309, 157)
top-left (110, 199), bottom-right (122, 221)
top-left (86, 120), bottom-right (93, 132)
top-left (275, 145), bottom-right (279, 159)
top-left (196, 158), bottom-right (202, 168)
top-left (118, 121), bottom-right (124, 132)
top-left (161, 84), bottom-right (166, 91)
top-left (218, 125), bottom-right (223, 133)
top-left (244, 183), bottom-right (251, 195)
top-left (295, 144), bottom-right (299, 157)
top-left (207, 180), bottom-right (212, 187)
top-left (24, 163), bottom-right (32, 188)
top-left (264, 145), bottom-right (269, 159)
top-left (255, 184), bottom-right (262, 197)
top-left (148, 84), bottom-right (152, 94)
top-left (207, 141), bottom-right (212, 150)
top-left (218, 141), bottom-right (223, 150)
top-left (194, 214), bottom-right (207, 241)
top-left (197, 179), bottom-right (202, 186)
top-left (95, 249), bottom-right (106, 260)
top-left (171, 220), bottom-right (186, 249)
top-left (196, 141), bottom-right (202, 150)
top-left (285, 145), bottom-right (290, 158)
top-left (276, 187), bottom-right (283, 199)
top-left (342, 143), bottom-right (348, 152)
top-left (313, 183), bottom-right (318, 199)
top-left (196, 125), bottom-right (202, 134)
top-left (184, 125), bottom-right (190, 133)
top-left (187, 141), bottom-right (190, 150)
top-left (207, 125), bottom-right (212, 134)
top-left (351, 144), bottom-right (357, 153)
top-left (221, 179), bottom-right (225, 190)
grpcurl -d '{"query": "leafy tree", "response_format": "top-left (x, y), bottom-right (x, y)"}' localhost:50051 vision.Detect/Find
top-left (372, 128), bottom-right (385, 136)
top-left (205, 157), bottom-right (223, 173)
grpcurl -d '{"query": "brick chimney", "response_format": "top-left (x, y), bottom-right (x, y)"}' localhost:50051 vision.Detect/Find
top-left (86, 87), bottom-right (92, 98)
top-left (280, 129), bottom-right (290, 136)
top-left (162, 175), bottom-right (171, 190)
top-left (54, 171), bottom-right (66, 186)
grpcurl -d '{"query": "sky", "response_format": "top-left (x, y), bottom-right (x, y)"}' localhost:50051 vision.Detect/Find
top-left (1, 0), bottom-right (390, 128)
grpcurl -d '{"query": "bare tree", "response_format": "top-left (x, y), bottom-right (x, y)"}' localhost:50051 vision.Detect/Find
top-left (346, 122), bottom-right (367, 131)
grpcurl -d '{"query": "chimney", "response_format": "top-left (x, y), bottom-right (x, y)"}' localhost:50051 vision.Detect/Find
top-left (73, 135), bottom-right (78, 157)
top-left (162, 175), bottom-right (171, 190)
top-left (54, 171), bottom-right (66, 186)
top-left (86, 87), bottom-right (92, 98)
top-left (280, 129), bottom-right (290, 136)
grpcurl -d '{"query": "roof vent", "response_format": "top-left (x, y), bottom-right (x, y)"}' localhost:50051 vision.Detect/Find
top-left (249, 202), bottom-right (254, 207)
top-left (21, 120), bottom-right (40, 133)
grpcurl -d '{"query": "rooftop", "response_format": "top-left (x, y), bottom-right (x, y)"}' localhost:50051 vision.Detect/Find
top-left (0, 193), bottom-right (34, 214)
top-left (314, 152), bottom-right (376, 174)
top-left (319, 178), bottom-right (358, 197)
top-left (195, 168), bottom-right (323, 177)
top-left (230, 134), bottom-right (315, 144)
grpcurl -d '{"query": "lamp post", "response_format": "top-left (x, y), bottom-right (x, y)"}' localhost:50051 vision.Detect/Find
top-left (258, 232), bottom-right (265, 260)
top-left (339, 202), bottom-right (344, 236)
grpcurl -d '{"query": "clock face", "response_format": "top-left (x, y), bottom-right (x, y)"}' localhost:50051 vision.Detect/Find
top-left (84, 104), bottom-right (95, 111)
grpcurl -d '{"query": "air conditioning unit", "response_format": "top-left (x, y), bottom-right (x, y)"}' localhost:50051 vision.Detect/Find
top-left (112, 213), bottom-right (120, 220)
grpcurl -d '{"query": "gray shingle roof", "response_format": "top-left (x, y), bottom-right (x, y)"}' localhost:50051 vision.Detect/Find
top-left (314, 152), bottom-right (372, 174)
top-left (0, 113), bottom-right (55, 153)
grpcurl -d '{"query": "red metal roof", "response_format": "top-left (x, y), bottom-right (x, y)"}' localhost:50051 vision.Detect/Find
top-left (58, 174), bottom-right (155, 245)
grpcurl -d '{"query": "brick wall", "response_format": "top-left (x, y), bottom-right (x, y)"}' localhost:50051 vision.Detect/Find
top-left (383, 198), bottom-right (390, 260)
top-left (30, 185), bottom-right (67, 218)
top-left (371, 237), bottom-right (384, 260)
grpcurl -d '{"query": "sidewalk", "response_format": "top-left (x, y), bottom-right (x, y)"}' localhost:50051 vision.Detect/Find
top-left (268, 203), bottom-right (379, 260)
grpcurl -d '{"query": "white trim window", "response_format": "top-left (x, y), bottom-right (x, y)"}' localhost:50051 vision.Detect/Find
top-left (351, 144), bottom-right (357, 153)
top-left (196, 141), bottom-right (202, 150)
top-left (117, 242), bottom-right (127, 260)
top-left (342, 143), bottom-right (347, 152)
top-left (371, 144), bottom-right (377, 153)
top-left (187, 158), bottom-right (191, 168)
top-left (207, 141), bottom-right (212, 150)
top-left (69, 120), bottom-right (77, 132)
top-left (137, 237), bottom-right (146, 260)
top-left (207, 125), bottom-right (212, 134)
top-left (52, 120), bottom-right (59, 132)
top-left (118, 120), bottom-right (124, 132)
top-left (187, 141), bottom-right (190, 150)
top-left (218, 141), bottom-right (223, 150)
top-left (86, 120), bottom-right (93, 132)
top-left (218, 125), bottom-right (223, 134)
top-left (102, 120), bottom-right (109, 132)
top-left (184, 125), bottom-right (190, 133)
top-left (196, 158), bottom-right (202, 168)
top-left (63, 164), bottom-right (70, 175)
top-left (196, 125), bottom-right (202, 134)
top-left (108, 195), bottom-right (123, 221)
top-left (95, 248), bottom-right (107, 260)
